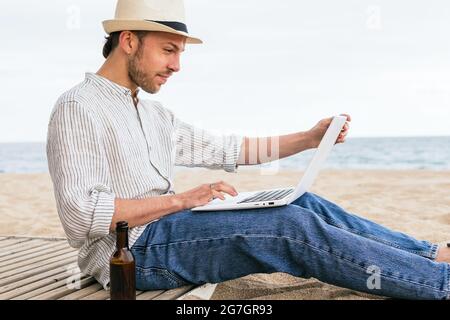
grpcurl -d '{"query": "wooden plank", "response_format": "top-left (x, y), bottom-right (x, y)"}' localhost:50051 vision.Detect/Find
top-left (0, 239), bottom-right (47, 258)
top-left (0, 248), bottom-right (77, 278)
top-left (29, 276), bottom-right (96, 300)
top-left (0, 264), bottom-right (74, 294)
top-left (136, 289), bottom-right (166, 300)
top-left (105, 290), bottom-right (145, 301)
top-left (58, 282), bottom-right (103, 300)
top-left (78, 287), bottom-right (110, 300)
top-left (0, 241), bottom-right (68, 264)
top-left (0, 243), bottom-right (73, 270)
top-left (0, 271), bottom-right (71, 300)
top-left (0, 238), bottom-right (33, 249)
top-left (11, 274), bottom-right (89, 300)
top-left (0, 238), bottom-right (30, 248)
top-left (0, 245), bottom-right (76, 274)
top-left (0, 240), bottom-right (65, 260)
top-left (0, 255), bottom-right (77, 286)
top-left (0, 251), bottom-right (77, 281)
top-left (0, 236), bottom-right (66, 241)
top-left (81, 289), bottom-right (145, 300)
top-left (0, 237), bottom-right (197, 300)
top-left (177, 283), bottom-right (217, 300)
top-left (152, 285), bottom-right (196, 300)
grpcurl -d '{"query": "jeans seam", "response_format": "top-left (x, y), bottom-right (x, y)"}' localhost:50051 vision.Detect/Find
top-left (297, 194), bottom-right (436, 258)
top-left (277, 234), bottom-right (449, 294)
top-left (312, 211), bottom-right (435, 258)
top-left (135, 265), bottom-right (189, 287)
top-left (429, 243), bottom-right (439, 260)
top-left (137, 233), bottom-right (449, 294)
top-left (447, 264), bottom-right (450, 300)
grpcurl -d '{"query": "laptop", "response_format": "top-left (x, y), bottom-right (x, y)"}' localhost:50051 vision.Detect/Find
top-left (191, 115), bottom-right (347, 212)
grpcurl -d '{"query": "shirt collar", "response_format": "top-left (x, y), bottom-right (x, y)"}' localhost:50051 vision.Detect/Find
top-left (85, 72), bottom-right (140, 98)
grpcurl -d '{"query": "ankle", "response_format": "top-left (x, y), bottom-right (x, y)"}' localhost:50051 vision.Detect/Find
top-left (435, 244), bottom-right (450, 263)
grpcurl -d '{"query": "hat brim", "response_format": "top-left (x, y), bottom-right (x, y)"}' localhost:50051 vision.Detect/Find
top-left (102, 20), bottom-right (202, 44)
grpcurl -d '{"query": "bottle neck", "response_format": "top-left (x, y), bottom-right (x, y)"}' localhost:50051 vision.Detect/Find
top-left (116, 229), bottom-right (128, 249)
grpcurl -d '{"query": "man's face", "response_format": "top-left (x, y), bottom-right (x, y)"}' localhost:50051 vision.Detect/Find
top-left (127, 31), bottom-right (186, 94)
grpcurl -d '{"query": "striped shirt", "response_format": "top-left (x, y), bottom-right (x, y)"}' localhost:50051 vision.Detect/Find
top-left (46, 72), bottom-right (243, 289)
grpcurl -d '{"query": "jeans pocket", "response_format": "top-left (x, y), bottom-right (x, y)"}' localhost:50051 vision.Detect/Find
top-left (135, 266), bottom-right (191, 291)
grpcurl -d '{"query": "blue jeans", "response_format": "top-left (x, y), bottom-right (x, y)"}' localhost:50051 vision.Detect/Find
top-left (130, 192), bottom-right (450, 299)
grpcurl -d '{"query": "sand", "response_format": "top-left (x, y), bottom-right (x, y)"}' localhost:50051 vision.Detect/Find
top-left (1, 169), bottom-right (449, 300)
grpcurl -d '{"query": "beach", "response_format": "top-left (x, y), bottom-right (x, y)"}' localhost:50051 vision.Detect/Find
top-left (1, 169), bottom-right (449, 300)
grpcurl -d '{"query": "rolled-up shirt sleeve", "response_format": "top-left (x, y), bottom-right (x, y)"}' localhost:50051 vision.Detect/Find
top-left (46, 101), bottom-right (115, 247)
top-left (173, 117), bottom-right (244, 173)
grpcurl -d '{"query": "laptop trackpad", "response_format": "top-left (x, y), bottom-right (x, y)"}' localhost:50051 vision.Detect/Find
top-left (208, 191), bottom-right (254, 205)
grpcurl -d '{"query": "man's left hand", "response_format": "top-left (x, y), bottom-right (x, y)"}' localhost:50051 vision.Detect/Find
top-left (307, 113), bottom-right (351, 148)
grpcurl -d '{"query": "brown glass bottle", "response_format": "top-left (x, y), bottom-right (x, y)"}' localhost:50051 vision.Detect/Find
top-left (110, 221), bottom-right (136, 300)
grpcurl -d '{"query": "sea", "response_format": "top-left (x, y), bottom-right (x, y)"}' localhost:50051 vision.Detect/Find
top-left (0, 136), bottom-right (449, 173)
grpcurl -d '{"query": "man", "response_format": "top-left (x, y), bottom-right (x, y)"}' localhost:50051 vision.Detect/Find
top-left (47, 0), bottom-right (450, 299)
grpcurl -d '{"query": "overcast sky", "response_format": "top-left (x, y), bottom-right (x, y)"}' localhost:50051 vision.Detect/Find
top-left (1, 0), bottom-right (449, 142)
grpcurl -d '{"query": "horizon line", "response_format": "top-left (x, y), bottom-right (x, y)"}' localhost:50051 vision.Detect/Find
top-left (1, 135), bottom-right (450, 144)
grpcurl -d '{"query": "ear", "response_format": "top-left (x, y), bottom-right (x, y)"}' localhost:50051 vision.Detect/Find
top-left (118, 31), bottom-right (139, 55)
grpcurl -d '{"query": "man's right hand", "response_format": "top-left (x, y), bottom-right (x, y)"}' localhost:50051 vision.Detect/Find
top-left (177, 181), bottom-right (239, 209)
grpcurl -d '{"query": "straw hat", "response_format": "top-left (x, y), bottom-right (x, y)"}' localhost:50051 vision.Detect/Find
top-left (102, 0), bottom-right (202, 44)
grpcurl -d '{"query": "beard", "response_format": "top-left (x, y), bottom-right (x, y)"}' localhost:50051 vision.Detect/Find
top-left (127, 47), bottom-right (160, 94)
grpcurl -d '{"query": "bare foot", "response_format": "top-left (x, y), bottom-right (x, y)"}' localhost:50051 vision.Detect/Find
top-left (435, 243), bottom-right (450, 263)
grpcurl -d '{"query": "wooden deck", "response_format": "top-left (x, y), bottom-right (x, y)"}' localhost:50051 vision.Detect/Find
top-left (0, 236), bottom-right (212, 300)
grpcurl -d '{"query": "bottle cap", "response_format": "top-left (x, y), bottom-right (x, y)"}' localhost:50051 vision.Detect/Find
top-left (116, 221), bottom-right (128, 230)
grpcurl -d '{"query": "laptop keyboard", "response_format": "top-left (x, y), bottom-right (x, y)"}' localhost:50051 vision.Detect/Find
top-left (237, 188), bottom-right (294, 204)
